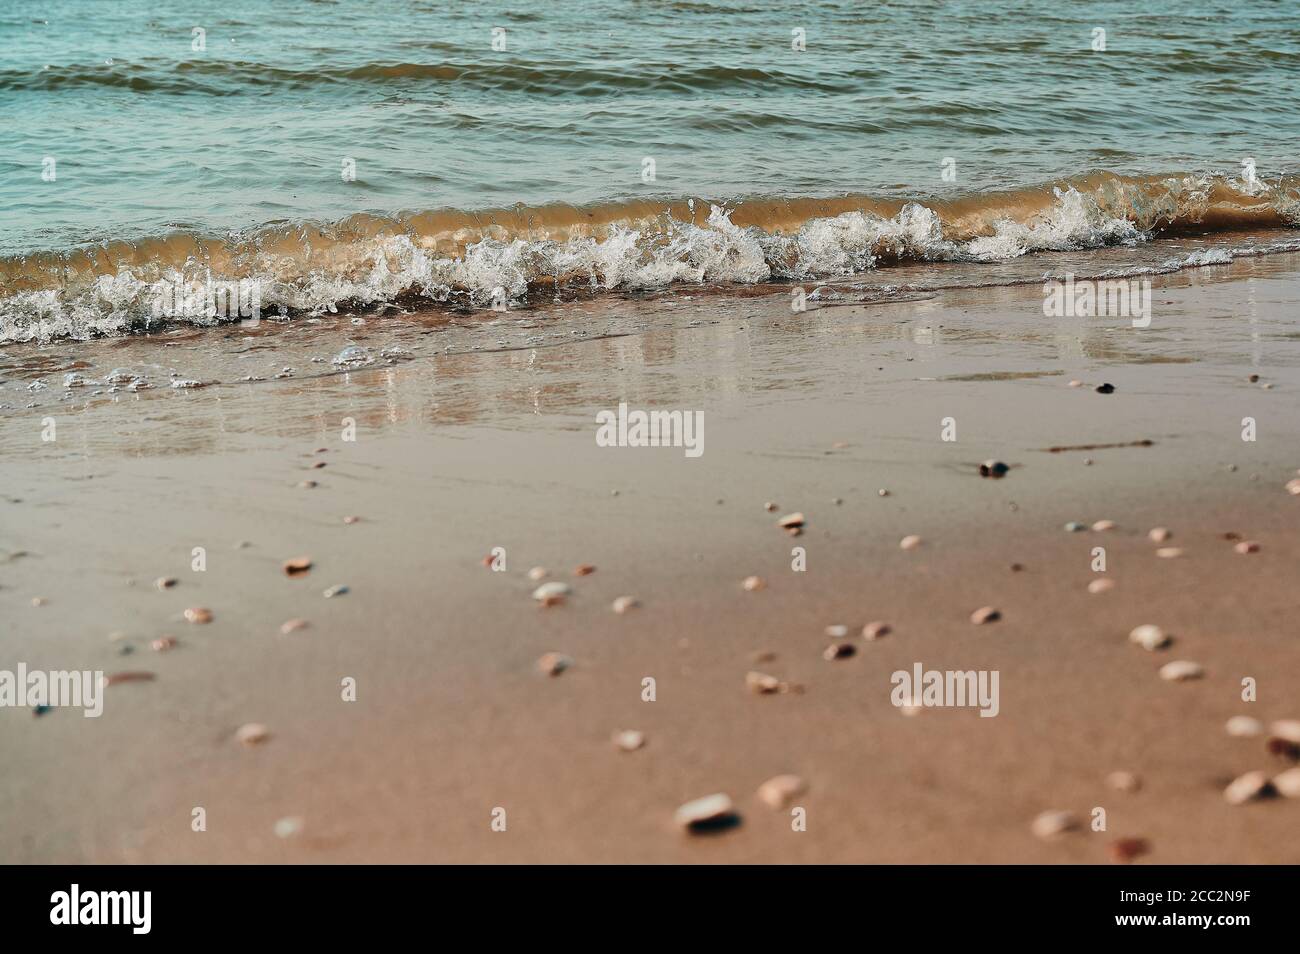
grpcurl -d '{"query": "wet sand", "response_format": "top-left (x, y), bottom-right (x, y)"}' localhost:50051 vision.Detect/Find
top-left (2, 250), bottom-right (1299, 863)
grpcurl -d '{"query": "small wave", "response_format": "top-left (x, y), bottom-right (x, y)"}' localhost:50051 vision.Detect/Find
top-left (3, 171), bottom-right (1298, 344)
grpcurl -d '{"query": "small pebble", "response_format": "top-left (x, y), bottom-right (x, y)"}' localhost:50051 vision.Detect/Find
top-left (1159, 660), bottom-right (1204, 681)
top-left (536, 652), bottom-right (572, 676)
top-left (1266, 737), bottom-right (1300, 760)
top-left (899, 535), bottom-right (922, 550)
top-left (1031, 810), bottom-right (1080, 839)
top-left (1009, 562), bottom-right (1025, 572)
top-left (757, 774), bottom-right (806, 810)
top-left (878, 488), bottom-right (889, 497)
top-left (1148, 527), bottom-right (1172, 542)
top-left (283, 556), bottom-right (313, 577)
top-left (343, 515), bottom-right (360, 524)
top-left (742, 576), bottom-right (766, 592)
top-left (527, 566), bottom-right (549, 581)
top-left (150, 636), bottom-right (177, 652)
top-left (1272, 766), bottom-right (1300, 798)
top-left (1108, 838), bottom-right (1151, 864)
top-left (1129, 624), bottom-right (1170, 651)
top-left (1106, 771), bottom-right (1142, 793)
top-left (297, 480), bottom-right (317, 489)
top-left (235, 723), bottom-right (270, 746)
top-left (154, 577), bottom-right (177, 590)
top-left (322, 584), bottom-right (348, 598)
top-left (777, 512), bottom-right (805, 530)
top-left (1095, 383), bottom-right (1115, 394)
top-left (1248, 373), bottom-right (1260, 383)
top-left (979, 460), bottom-right (1009, 478)
top-left (1234, 540), bottom-right (1260, 554)
top-left (273, 816), bottom-right (304, 839)
top-left (573, 564), bottom-right (596, 576)
top-left (970, 606), bottom-right (1001, 625)
top-left (674, 793), bottom-right (738, 832)
top-left (31, 597), bottom-right (47, 607)
top-left (184, 607), bottom-right (213, 624)
top-left (612, 730), bottom-right (645, 752)
top-left (532, 581), bottom-right (570, 603)
top-left (1064, 522), bottom-right (1086, 532)
top-left (746, 671), bottom-right (782, 694)
top-left (279, 618), bottom-right (310, 635)
top-left (1223, 770), bottom-right (1272, 805)
top-left (862, 621), bottom-right (891, 640)
top-left (823, 642), bottom-right (856, 660)
top-left (1068, 379), bottom-right (1083, 388)
top-left (1088, 578), bottom-right (1115, 594)
top-left (1225, 715), bottom-right (1263, 737)
top-left (764, 502), bottom-right (777, 512)
top-left (1155, 547), bottom-right (1184, 558)
top-left (611, 596), bottom-right (639, 614)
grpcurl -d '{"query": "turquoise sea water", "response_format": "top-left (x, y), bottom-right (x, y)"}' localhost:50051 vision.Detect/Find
top-left (2, 0), bottom-right (1299, 339)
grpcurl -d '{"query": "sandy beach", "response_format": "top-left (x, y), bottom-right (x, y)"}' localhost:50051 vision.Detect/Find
top-left (3, 247), bottom-right (1298, 863)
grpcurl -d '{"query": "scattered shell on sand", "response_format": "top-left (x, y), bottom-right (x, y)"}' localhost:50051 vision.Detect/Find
top-left (1271, 719), bottom-right (1300, 744)
top-left (862, 621), bottom-right (892, 641)
top-left (273, 816), bottom-right (304, 839)
top-left (323, 584), bottom-right (348, 598)
top-left (279, 618), bottom-right (310, 635)
top-left (1088, 578), bottom-right (1115, 594)
top-left (1129, 624), bottom-right (1171, 651)
top-left (184, 607), bottom-right (213, 624)
top-left (878, 488), bottom-right (890, 497)
top-left (536, 652), bottom-right (572, 676)
top-left (611, 596), bottom-right (639, 614)
top-left (1225, 715), bottom-right (1263, 737)
top-left (1068, 379), bottom-right (1083, 388)
top-left (154, 577), bottom-right (177, 590)
top-left (979, 460), bottom-right (1009, 478)
top-left (1287, 478), bottom-right (1300, 496)
top-left (235, 723), bottom-right (270, 746)
top-left (1234, 540), bottom-right (1260, 554)
top-left (1064, 522), bottom-right (1086, 533)
top-left (1223, 770), bottom-right (1273, 805)
top-left (343, 515), bottom-right (360, 524)
top-left (823, 642), bottom-right (856, 660)
top-left (1106, 771), bottom-right (1142, 793)
top-left (612, 729), bottom-right (645, 752)
top-left (1031, 810), bottom-right (1081, 839)
top-left (31, 597), bottom-right (47, 607)
top-left (1108, 837), bottom-right (1151, 864)
top-left (824, 624), bottom-right (849, 638)
top-left (150, 636), bottom-right (177, 652)
top-left (283, 556), bottom-right (313, 577)
top-left (527, 566), bottom-right (549, 581)
top-left (1155, 547), bottom-right (1184, 558)
top-left (1148, 527), bottom-right (1172, 542)
top-left (1092, 519), bottom-right (1116, 532)
top-left (742, 575), bottom-right (767, 591)
top-left (899, 535), bottom-right (922, 550)
top-left (1272, 766), bottom-right (1300, 798)
top-left (970, 606), bottom-right (1001, 625)
top-left (297, 480), bottom-right (317, 489)
top-left (746, 671), bottom-right (782, 694)
top-left (532, 581), bottom-right (570, 604)
top-left (674, 793), bottom-right (738, 832)
top-left (1159, 660), bottom-right (1204, 681)
top-left (757, 774), bottom-right (807, 810)
top-left (777, 512), bottom-right (805, 529)
top-left (764, 502), bottom-right (778, 512)
top-left (573, 564), bottom-right (596, 576)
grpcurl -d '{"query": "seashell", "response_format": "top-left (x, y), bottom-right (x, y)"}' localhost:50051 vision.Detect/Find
top-left (777, 512), bottom-right (805, 529)
top-left (1128, 624), bottom-right (1170, 651)
top-left (746, 671), bottom-right (782, 694)
top-left (1270, 719), bottom-right (1300, 744)
top-left (757, 775), bottom-right (806, 810)
top-left (527, 566), bottom-right (549, 581)
top-left (1064, 522), bottom-right (1086, 532)
top-left (150, 636), bottom-right (177, 652)
top-left (1285, 477), bottom-right (1300, 495)
top-left (154, 577), bottom-right (177, 590)
top-left (184, 607), bottom-right (212, 624)
top-left (674, 793), bottom-right (737, 832)
top-left (273, 817), bottom-right (304, 839)
top-left (1155, 547), bottom-right (1184, 558)
top-left (343, 515), bottom-right (360, 524)
top-left (611, 596), bottom-right (639, 614)
top-left (279, 618), bottom-right (310, 635)
top-left (612, 730), bottom-right (645, 752)
top-left (1158, 660), bottom-right (1204, 681)
top-left (1148, 527), bottom-right (1172, 542)
top-left (823, 642), bottom-right (856, 660)
top-left (322, 584), bottom-right (348, 598)
top-left (824, 624), bottom-right (848, 638)
top-left (979, 460), bottom-right (1009, 478)
top-left (283, 556), bottom-right (312, 577)
top-left (1225, 715), bottom-right (1263, 737)
top-left (235, 723), bottom-right (269, 746)
top-left (573, 564), bottom-right (596, 576)
top-left (899, 535), bottom-right (922, 550)
top-left (532, 581), bottom-right (570, 602)
top-left (1031, 810), bottom-right (1080, 839)
top-left (1088, 578), bottom-right (1115, 594)
top-left (536, 652), bottom-right (571, 676)
top-left (1106, 771), bottom-right (1141, 793)
top-left (1272, 766), bottom-right (1300, 798)
top-left (1223, 770), bottom-right (1272, 805)
top-left (764, 502), bottom-right (777, 512)
top-left (970, 606), bottom-right (1001, 625)
top-left (1091, 520), bottom-right (1116, 531)
top-left (1234, 540), bottom-right (1260, 554)
top-left (862, 621), bottom-right (891, 640)
top-left (741, 576), bottom-right (766, 591)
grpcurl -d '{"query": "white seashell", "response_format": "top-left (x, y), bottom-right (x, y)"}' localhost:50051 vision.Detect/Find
top-left (1270, 719), bottom-right (1300, 744)
top-left (742, 576), bottom-right (766, 591)
top-left (1129, 624), bottom-right (1170, 651)
top-left (674, 793), bottom-right (736, 830)
top-left (1148, 527), bottom-right (1172, 542)
top-left (1159, 660), bottom-right (1204, 681)
top-left (970, 606), bottom-right (1001, 625)
top-left (1155, 547), bottom-right (1184, 558)
top-left (1031, 810), bottom-right (1080, 839)
top-left (824, 624), bottom-right (848, 638)
top-left (1272, 766), bottom-right (1300, 798)
top-left (531, 581), bottom-right (570, 601)
top-left (899, 535), bottom-right (922, 550)
top-left (1223, 770), bottom-right (1271, 805)
top-left (235, 723), bottom-right (269, 746)
top-left (612, 730), bottom-right (645, 752)
top-left (746, 671), bottom-right (781, 694)
top-left (1225, 715), bottom-right (1263, 737)
top-left (862, 621), bottom-right (891, 640)
top-left (611, 596), bottom-right (639, 614)
top-left (536, 652), bottom-right (572, 676)
top-left (1106, 771), bottom-right (1141, 793)
top-left (757, 774), bottom-right (806, 810)
top-left (1088, 578), bottom-right (1115, 594)
top-left (527, 566), bottom-right (549, 581)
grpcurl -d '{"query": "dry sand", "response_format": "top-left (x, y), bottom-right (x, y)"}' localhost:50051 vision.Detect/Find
top-left (2, 248), bottom-right (1299, 863)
